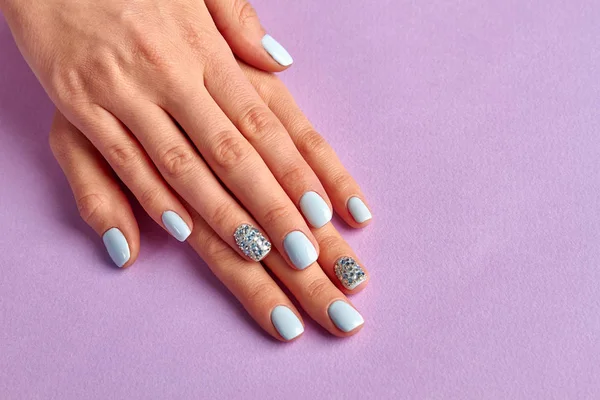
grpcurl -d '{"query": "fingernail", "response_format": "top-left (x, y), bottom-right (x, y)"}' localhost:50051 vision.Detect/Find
top-left (261, 34), bottom-right (293, 66)
top-left (299, 191), bottom-right (332, 228)
top-left (335, 257), bottom-right (367, 290)
top-left (328, 300), bottom-right (364, 333)
top-left (234, 224), bottom-right (272, 262)
top-left (271, 305), bottom-right (304, 341)
top-left (162, 211), bottom-right (192, 242)
top-left (102, 228), bottom-right (130, 268)
top-left (283, 231), bottom-right (318, 270)
top-left (347, 197), bottom-right (372, 224)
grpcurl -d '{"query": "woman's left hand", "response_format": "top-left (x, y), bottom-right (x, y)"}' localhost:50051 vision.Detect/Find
top-left (48, 60), bottom-right (372, 339)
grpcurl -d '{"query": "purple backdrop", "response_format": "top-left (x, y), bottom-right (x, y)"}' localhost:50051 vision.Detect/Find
top-left (1, 0), bottom-right (600, 398)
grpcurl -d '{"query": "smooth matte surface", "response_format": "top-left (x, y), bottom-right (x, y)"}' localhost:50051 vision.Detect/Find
top-left (1, 0), bottom-right (600, 398)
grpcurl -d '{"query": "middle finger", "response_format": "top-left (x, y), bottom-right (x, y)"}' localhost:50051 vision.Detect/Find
top-left (204, 53), bottom-right (335, 231)
top-left (167, 87), bottom-right (319, 270)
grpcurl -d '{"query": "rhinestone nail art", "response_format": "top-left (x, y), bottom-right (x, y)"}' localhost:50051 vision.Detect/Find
top-left (234, 224), bottom-right (272, 262)
top-left (335, 257), bottom-right (367, 290)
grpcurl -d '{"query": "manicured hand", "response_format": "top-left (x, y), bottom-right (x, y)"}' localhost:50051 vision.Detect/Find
top-left (2, 0), bottom-right (341, 271)
top-left (50, 57), bottom-right (373, 293)
top-left (49, 108), bottom-right (368, 340)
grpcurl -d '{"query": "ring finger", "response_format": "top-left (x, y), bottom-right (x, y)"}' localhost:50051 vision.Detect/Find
top-left (166, 87), bottom-right (320, 270)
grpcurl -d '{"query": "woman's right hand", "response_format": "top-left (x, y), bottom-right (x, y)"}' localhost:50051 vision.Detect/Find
top-left (2, 0), bottom-right (376, 273)
top-left (48, 59), bottom-right (372, 338)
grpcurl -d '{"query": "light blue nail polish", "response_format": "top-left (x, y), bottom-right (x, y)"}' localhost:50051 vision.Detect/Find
top-left (102, 228), bottom-right (130, 268)
top-left (283, 231), bottom-right (318, 270)
top-left (271, 305), bottom-right (304, 341)
top-left (347, 197), bottom-right (372, 224)
top-left (328, 300), bottom-right (364, 333)
top-left (162, 211), bottom-right (191, 242)
top-left (261, 34), bottom-right (293, 66)
top-left (299, 191), bottom-right (332, 228)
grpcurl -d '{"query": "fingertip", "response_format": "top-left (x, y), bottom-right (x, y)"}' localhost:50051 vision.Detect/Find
top-left (260, 34), bottom-right (294, 70)
top-left (344, 196), bottom-right (373, 229)
top-left (327, 300), bottom-right (365, 337)
top-left (271, 305), bottom-right (305, 342)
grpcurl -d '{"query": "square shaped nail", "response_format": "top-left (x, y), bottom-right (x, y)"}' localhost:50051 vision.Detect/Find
top-left (328, 300), bottom-right (364, 333)
top-left (335, 257), bottom-right (367, 290)
top-left (271, 305), bottom-right (304, 341)
top-left (102, 227), bottom-right (130, 268)
top-left (283, 231), bottom-right (318, 270)
top-left (347, 197), bottom-right (372, 223)
top-left (234, 224), bottom-right (271, 262)
top-left (300, 191), bottom-right (332, 228)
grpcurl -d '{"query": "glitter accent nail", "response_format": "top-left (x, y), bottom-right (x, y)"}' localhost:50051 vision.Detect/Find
top-left (335, 257), bottom-right (367, 290)
top-left (234, 224), bottom-right (271, 262)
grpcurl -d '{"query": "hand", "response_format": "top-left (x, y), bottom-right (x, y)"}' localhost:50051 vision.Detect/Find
top-left (1, 0), bottom-right (374, 272)
top-left (49, 61), bottom-right (372, 340)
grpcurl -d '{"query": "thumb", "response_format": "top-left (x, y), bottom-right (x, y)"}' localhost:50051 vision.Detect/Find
top-left (205, 0), bottom-right (293, 71)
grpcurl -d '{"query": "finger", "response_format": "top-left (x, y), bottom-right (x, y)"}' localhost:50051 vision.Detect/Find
top-left (49, 111), bottom-right (139, 268)
top-left (238, 62), bottom-right (373, 228)
top-left (263, 251), bottom-right (365, 337)
top-left (166, 87), bottom-right (320, 270)
top-left (73, 105), bottom-right (195, 243)
top-left (312, 224), bottom-right (370, 294)
top-left (185, 207), bottom-right (304, 342)
top-left (204, 54), bottom-right (335, 231)
top-left (111, 101), bottom-right (272, 263)
top-left (204, 0), bottom-right (293, 71)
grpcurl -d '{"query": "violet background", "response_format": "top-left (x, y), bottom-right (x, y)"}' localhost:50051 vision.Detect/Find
top-left (1, 0), bottom-right (600, 398)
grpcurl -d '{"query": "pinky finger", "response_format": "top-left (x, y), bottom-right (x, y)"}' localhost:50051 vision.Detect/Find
top-left (49, 111), bottom-right (140, 268)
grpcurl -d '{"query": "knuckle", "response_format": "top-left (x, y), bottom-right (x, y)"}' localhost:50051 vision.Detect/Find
top-left (212, 132), bottom-right (252, 170)
top-left (106, 142), bottom-right (142, 171)
top-left (200, 231), bottom-right (233, 260)
top-left (138, 186), bottom-right (162, 208)
top-left (262, 203), bottom-right (291, 225)
top-left (297, 128), bottom-right (329, 157)
top-left (123, 20), bottom-right (167, 69)
top-left (330, 172), bottom-right (353, 192)
top-left (76, 193), bottom-right (108, 225)
top-left (279, 164), bottom-right (306, 188)
top-left (235, 0), bottom-right (258, 27)
top-left (157, 144), bottom-right (197, 179)
top-left (51, 66), bottom-right (89, 107)
top-left (317, 234), bottom-right (340, 254)
top-left (209, 201), bottom-right (234, 229)
top-left (245, 280), bottom-right (274, 304)
top-left (305, 278), bottom-right (332, 300)
top-left (239, 105), bottom-right (279, 140)
top-left (176, 21), bottom-right (218, 65)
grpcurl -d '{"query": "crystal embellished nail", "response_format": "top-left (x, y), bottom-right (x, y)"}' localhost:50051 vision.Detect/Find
top-left (234, 224), bottom-right (272, 262)
top-left (335, 257), bottom-right (367, 290)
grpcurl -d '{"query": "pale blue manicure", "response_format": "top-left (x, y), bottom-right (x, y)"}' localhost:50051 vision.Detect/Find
top-left (261, 34), bottom-right (293, 66)
top-left (328, 300), bottom-right (364, 332)
top-left (162, 211), bottom-right (191, 242)
top-left (347, 197), bottom-right (372, 223)
top-left (102, 228), bottom-right (130, 268)
top-left (283, 231), bottom-right (317, 270)
top-left (299, 191), bottom-right (332, 228)
top-left (271, 306), bottom-right (304, 341)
